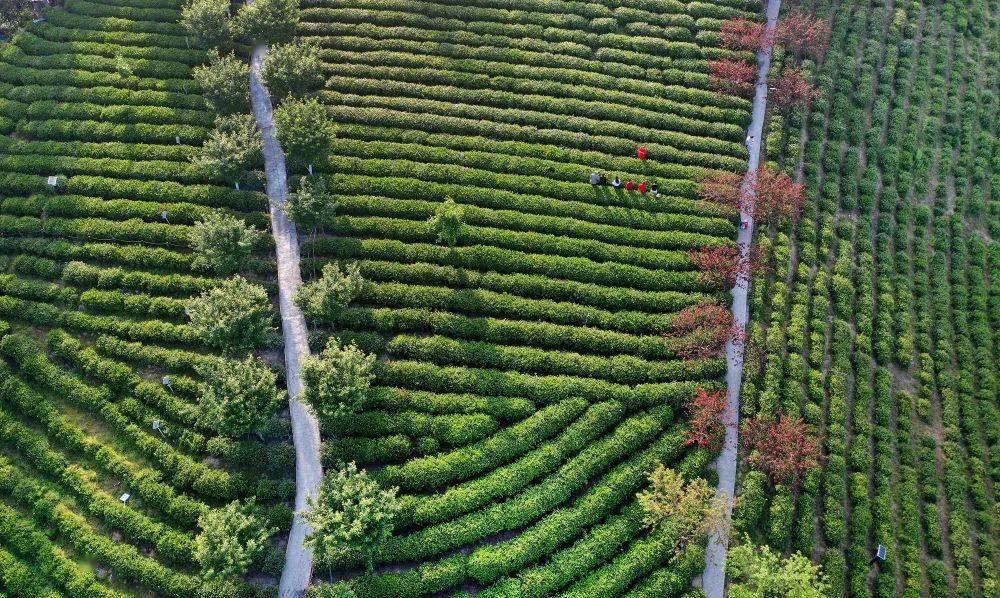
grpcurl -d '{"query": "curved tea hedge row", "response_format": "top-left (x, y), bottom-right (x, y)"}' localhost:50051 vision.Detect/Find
top-left (0, 0), bottom-right (291, 594)
top-left (297, 0), bottom-right (751, 594)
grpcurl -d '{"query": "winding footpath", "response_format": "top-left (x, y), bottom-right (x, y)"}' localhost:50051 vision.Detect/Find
top-left (701, 0), bottom-right (782, 595)
top-left (247, 44), bottom-right (323, 597)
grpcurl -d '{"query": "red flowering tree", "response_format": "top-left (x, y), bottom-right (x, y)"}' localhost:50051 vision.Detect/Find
top-left (697, 167), bottom-right (806, 224)
top-left (748, 167), bottom-right (807, 222)
top-left (684, 387), bottom-right (729, 450)
top-left (721, 17), bottom-right (773, 52)
top-left (776, 9), bottom-right (831, 59)
top-left (668, 301), bottom-right (743, 360)
top-left (708, 59), bottom-right (757, 97)
top-left (695, 169), bottom-right (743, 211)
top-left (743, 413), bottom-right (822, 487)
top-left (770, 67), bottom-right (821, 109)
top-left (688, 244), bottom-right (766, 288)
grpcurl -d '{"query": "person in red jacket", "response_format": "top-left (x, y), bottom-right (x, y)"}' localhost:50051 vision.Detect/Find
top-left (637, 146), bottom-right (648, 161)
top-left (625, 180), bottom-right (636, 191)
top-left (638, 180), bottom-right (648, 194)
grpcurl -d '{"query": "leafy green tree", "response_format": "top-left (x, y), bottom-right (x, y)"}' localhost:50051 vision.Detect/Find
top-left (196, 356), bottom-right (284, 438)
top-left (261, 39), bottom-right (325, 102)
top-left (274, 97), bottom-right (337, 172)
top-left (283, 175), bottom-right (338, 233)
top-left (180, 0), bottom-right (231, 50)
top-left (233, 0), bottom-right (297, 44)
top-left (194, 498), bottom-right (275, 582)
top-left (637, 465), bottom-right (727, 551)
top-left (728, 540), bottom-right (829, 597)
top-left (190, 210), bottom-right (263, 275)
top-left (193, 52), bottom-right (250, 115)
top-left (428, 197), bottom-right (464, 247)
top-left (296, 262), bottom-right (366, 321)
top-left (309, 584), bottom-right (356, 598)
top-left (301, 339), bottom-right (375, 424)
top-left (304, 462), bottom-right (400, 573)
top-left (192, 114), bottom-right (263, 184)
top-left (187, 276), bottom-right (273, 354)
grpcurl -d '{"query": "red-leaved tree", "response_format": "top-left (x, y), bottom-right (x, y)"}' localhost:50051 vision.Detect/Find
top-left (697, 167), bottom-right (807, 224)
top-left (721, 17), bottom-right (774, 52)
top-left (669, 301), bottom-right (737, 360)
top-left (776, 9), bottom-right (831, 59)
top-left (749, 167), bottom-right (807, 222)
top-left (688, 244), bottom-right (766, 288)
top-left (743, 413), bottom-right (822, 487)
top-left (695, 169), bottom-right (744, 211)
top-left (684, 387), bottom-right (730, 450)
top-left (770, 67), bottom-right (821, 109)
top-left (708, 59), bottom-right (757, 97)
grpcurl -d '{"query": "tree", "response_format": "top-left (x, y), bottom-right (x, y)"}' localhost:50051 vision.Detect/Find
top-left (191, 114), bottom-right (263, 184)
top-left (697, 167), bottom-right (807, 224)
top-left (301, 339), bottom-right (375, 424)
top-left (190, 210), bottom-right (263, 275)
top-left (274, 97), bottom-right (337, 172)
top-left (194, 499), bottom-right (275, 582)
top-left (637, 465), bottom-right (727, 553)
top-left (684, 387), bottom-right (729, 450)
top-left (296, 262), bottom-right (367, 322)
top-left (708, 59), bottom-right (757, 97)
top-left (743, 413), bottom-right (822, 487)
top-left (749, 167), bottom-right (807, 223)
top-left (304, 462), bottom-right (400, 573)
top-left (195, 356), bottom-right (284, 438)
top-left (728, 539), bottom-right (829, 597)
top-left (187, 276), bottom-right (273, 354)
top-left (0, 0), bottom-right (31, 36)
top-left (721, 17), bottom-right (773, 52)
top-left (233, 0), bottom-right (297, 44)
top-left (261, 39), bottom-right (325, 103)
top-left (192, 52), bottom-right (250, 115)
top-left (310, 585), bottom-right (356, 598)
top-left (283, 175), bottom-right (338, 233)
top-left (181, 0), bottom-right (231, 50)
top-left (770, 67), bottom-right (821, 109)
top-left (668, 301), bottom-right (737, 360)
top-left (695, 169), bottom-right (744, 210)
top-left (776, 9), bottom-right (831, 59)
top-left (428, 197), bottom-right (464, 247)
top-left (688, 244), bottom-right (766, 288)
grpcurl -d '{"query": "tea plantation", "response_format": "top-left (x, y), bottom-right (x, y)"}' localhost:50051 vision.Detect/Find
top-left (736, 0), bottom-right (1000, 596)
top-left (7, 0), bottom-right (993, 596)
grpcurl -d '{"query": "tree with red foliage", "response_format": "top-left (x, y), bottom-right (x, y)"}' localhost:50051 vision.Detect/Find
top-left (708, 59), bottom-right (757, 97)
top-left (742, 413), bottom-right (822, 488)
top-left (684, 387), bottom-right (729, 451)
top-left (697, 167), bottom-right (806, 224)
top-left (748, 167), bottom-right (807, 222)
top-left (669, 301), bottom-right (735, 360)
top-left (721, 17), bottom-right (773, 52)
top-left (776, 9), bottom-right (831, 59)
top-left (695, 169), bottom-right (743, 211)
top-left (770, 67), bottom-right (821, 109)
top-left (688, 243), bottom-right (766, 288)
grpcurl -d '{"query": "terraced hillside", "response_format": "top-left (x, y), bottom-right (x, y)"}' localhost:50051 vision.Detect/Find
top-left (0, 0), bottom-right (293, 594)
top-left (295, 0), bottom-right (755, 594)
top-left (736, 0), bottom-right (1000, 595)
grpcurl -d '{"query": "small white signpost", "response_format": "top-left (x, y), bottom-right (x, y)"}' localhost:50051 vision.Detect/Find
top-left (46, 175), bottom-right (58, 187)
top-left (120, 493), bottom-right (130, 505)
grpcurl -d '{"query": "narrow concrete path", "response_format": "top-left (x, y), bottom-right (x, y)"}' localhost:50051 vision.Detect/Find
top-left (701, 0), bottom-right (782, 595)
top-left (248, 44), bottom-right (323, 598)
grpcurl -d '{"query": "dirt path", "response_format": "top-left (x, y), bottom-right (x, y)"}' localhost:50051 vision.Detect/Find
top-left (700, 0), bottom-right (782, 595)
top-left (247, 44), bottom-right (323, 597)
